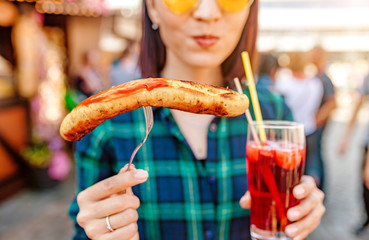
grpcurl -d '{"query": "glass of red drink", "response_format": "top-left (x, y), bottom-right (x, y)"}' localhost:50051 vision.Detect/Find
top-left (246, 121), bottom-right (305, 240)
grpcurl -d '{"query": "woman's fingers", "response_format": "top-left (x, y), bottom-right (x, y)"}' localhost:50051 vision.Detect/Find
top-left (81, 193), bottom-right (141, 219)
top-left (288, 175), bottom-right (324, 223)
top-left (76, 165), bottom-right (147, 239)
top-left (77, 168), bottom-right (148, 203)
top-left (85, 221), bottom-right (139, 240)
top-left (107, 208), bottom-right (139, 231)
top-left (285, 197), bottom-right (326, 239)
top-left (130, 232), bottom-right (140, 240)
top-left (119, 164), bottom-right (136, 174)
top-left (239, 191), bottom-right (251, 209)
top-left (293, 175), bottom-right (316, 200)
top-left (83, 208), bottom-right (139, 238)
top-left (119, 164), bottom-right (136, 195)
top-left (103, 223), bottom-right (139, 240)
top-left (287, 188), bottom-right (324, 222)
top-left (284, 175), bottom-right (325, 239)
top-left (76, 193), bottom-right (138, 231)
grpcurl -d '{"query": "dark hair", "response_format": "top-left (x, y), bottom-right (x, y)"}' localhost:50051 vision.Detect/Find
top-left (258, 53), bottom-right (279, 76)
top-left (139, 0), bottom-right (259, 85)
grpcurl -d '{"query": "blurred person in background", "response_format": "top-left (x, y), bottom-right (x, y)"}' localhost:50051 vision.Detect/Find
top-left (74, 49), bottom-right (108, 97)
top-left (69, 1), bottom-right (325, 239)
top-left (276, 52), bottom-right (326, 191)
top-left (308, 46), bottom-right (337, 192)
top-left (256, 52), bottom-right (279, 93)
top-left (109, 40), bottom-right (141, 86)
top-left (309, 46), bottom-right (337, 131)
top-left (339, 73), bottom-right (369, 236)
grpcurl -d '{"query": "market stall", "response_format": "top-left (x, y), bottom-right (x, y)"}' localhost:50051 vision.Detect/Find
top-left (0, 0), bottom-right (142, 201)
top-left (0, 1), bottom-right (70, 199)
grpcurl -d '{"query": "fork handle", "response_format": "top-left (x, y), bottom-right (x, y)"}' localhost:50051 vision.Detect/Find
top-left (126, 142), bottom-right (144, 171)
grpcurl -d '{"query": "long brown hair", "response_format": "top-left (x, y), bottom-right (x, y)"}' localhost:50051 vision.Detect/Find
top-left (139, 0), bottom-right (259, 85)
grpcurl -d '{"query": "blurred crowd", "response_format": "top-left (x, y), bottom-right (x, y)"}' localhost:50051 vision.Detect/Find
top-left (256, 49), bottom-right (369, 237)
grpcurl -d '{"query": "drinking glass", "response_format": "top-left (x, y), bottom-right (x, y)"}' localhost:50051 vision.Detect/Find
top-left (246, 121), bottom-right (305, 240)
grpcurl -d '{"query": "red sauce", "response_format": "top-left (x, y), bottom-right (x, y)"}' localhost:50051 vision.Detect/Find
top-left (77, 78), bottom-right (169, 107)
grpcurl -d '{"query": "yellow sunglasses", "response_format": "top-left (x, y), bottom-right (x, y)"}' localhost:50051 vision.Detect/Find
top-left (163, 0), bottom-right (254, 14)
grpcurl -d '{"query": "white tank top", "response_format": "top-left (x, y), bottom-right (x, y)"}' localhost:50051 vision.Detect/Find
top-left (170, 109), bottom-right (215, 160)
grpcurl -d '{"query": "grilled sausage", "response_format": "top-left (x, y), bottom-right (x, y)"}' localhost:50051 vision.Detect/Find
top-left (60, 78), bottom-right (249, 141)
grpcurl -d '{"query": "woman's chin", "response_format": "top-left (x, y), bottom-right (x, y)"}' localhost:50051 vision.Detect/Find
top-left (184, 55), bottom-right (225, 69)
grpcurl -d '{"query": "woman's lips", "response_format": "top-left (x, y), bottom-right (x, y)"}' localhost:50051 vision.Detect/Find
top-left (193, 35), bottom-right (219, 48)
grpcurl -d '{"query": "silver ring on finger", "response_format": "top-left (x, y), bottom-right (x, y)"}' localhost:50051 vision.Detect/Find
top-left (105, 215), bottom-right (115, 232)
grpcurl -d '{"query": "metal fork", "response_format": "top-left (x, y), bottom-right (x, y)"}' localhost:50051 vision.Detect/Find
top-left (126, 106), bottom-right (154, 171)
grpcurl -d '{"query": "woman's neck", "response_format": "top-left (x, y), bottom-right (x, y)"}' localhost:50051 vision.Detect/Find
top-left (161, 53), bottom-right (224, 87)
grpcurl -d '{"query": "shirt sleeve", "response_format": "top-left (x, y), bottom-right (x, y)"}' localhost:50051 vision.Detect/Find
top-left (69, 122), bottom-right (115, 240)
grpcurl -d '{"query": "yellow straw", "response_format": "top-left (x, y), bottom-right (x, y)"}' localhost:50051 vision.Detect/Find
top-left (241, 51), bottom-right (267, 142)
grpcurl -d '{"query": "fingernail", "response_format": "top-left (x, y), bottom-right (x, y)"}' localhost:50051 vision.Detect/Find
top-left (134, 170), bottom-right (148, 180)
top-left (294, 186), bottom-right (305, 196)
top-left (285, 226), bottom-right (297, 235)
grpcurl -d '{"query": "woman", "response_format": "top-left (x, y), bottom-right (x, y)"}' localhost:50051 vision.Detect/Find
top-left (69, 0), bottom-right (325, 239)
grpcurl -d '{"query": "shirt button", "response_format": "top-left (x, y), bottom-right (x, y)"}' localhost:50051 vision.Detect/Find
top-left (205, 230), bottom-right (214, 239)
top-left (210, 123), bottom-right (217, 132)
top-left (208, 176), bottom-right (216, 184)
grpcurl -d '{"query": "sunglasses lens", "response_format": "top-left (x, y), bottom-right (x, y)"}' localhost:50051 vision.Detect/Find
top-left (217, 0), bottom-right (251, 12)
top-left (163, 0), bottom-right (198, 14)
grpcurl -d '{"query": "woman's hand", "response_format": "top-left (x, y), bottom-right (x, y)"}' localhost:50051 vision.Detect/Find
top-left (240, 175), bottom-right (325, 240)
top-left (76, 164), bottom-right (148, 240)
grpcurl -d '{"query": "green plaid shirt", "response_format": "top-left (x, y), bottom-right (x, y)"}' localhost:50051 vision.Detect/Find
top-left (69, 87), bottom-right (293, 240)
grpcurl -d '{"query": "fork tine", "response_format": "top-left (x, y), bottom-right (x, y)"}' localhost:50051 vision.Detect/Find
top-left (147, 107), bottom-right (153, 129)
top-left (143, 106), bottom-right (153, 130)
top-left (143, 107), bottom-right (149, 126)
top-left (143, 107), bottom-right (152, 132)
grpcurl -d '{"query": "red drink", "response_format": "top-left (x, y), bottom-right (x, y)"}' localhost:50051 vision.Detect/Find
top-left (247, 141), bottom-right (306, 232)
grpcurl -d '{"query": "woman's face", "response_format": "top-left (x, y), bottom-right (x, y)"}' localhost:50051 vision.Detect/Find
top-left (147, 0), bottom-right (251, 69)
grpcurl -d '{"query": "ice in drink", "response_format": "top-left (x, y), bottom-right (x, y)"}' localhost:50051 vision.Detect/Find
top-left (246, 141), bottom-right (305, 232)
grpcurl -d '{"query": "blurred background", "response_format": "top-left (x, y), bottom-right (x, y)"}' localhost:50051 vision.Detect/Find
top-left (0, 0), bottom-right (369, 239)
